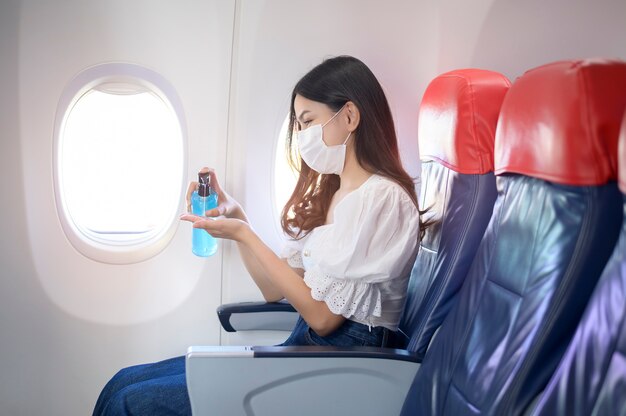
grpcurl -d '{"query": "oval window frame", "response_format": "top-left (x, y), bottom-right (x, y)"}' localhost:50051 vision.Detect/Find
top-left (271, 114), bottom-right (299, 239)
top-left (53, 62), bottom-right (187, 264)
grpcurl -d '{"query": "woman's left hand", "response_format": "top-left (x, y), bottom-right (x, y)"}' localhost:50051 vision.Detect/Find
top-left (180, 214), bottom-right (251, 243)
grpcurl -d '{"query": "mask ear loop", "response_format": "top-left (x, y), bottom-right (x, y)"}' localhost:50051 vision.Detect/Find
top-left (321, 103), bottom-right (348, 128)
top-left (332, 103), bottom-right (352, 145)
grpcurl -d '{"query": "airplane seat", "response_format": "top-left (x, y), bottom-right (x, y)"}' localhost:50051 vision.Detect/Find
top-left (400, 59), bottom-right (626, 416)
top-left (528, 108), bottom-right (626, 416)
top-left (391, 69), bottom-right (510, 356)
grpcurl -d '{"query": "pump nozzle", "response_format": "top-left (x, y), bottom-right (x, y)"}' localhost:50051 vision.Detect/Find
top-left (198, 171), bottom-right (211, 197)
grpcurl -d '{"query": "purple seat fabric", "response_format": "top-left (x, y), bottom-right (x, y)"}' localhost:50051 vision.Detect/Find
top-left (529, 111), bottom-right (626, 416)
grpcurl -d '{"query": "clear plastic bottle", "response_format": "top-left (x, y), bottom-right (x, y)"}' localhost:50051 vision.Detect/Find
top-left (191, 171), bottom-right (218, 257)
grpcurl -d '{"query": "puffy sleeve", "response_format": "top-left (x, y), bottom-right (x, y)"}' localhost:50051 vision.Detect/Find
top-left (303, 178), bottom-right (420, 322)
top-left (280, 236), bottom-right (305, 269)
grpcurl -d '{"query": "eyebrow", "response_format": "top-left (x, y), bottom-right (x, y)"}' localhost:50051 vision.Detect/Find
top-left (296, 110), bottom-right (311, 121)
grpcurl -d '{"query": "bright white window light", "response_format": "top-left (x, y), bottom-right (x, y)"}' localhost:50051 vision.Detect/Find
top-left (273, 115), bottom-right (299, 219)
top-left (61, 85), bottom-right (182, 243)
top-left (54, 65), bottom-right (186, 267)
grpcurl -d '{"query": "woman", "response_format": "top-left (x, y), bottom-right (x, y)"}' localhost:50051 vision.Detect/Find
top-left (93, 55), bottom-right (425, 416)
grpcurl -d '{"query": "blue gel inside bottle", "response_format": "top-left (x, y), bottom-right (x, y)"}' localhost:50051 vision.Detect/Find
top-left (191, 173), bottom-right (218, 257)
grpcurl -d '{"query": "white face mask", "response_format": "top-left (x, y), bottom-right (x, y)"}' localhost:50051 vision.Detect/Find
top-left (297, 105), bottom-right (352, 175)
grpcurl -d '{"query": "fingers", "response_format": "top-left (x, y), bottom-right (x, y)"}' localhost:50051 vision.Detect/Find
top-left (180, 214), bottom-right (220, 235)
top-left (186, 167), bottom-right (217, 212)
top-left (207, 168), bottom-right (224, 195)
top-left (204, 206), bottom-right (225, 218)
top-left (180, 213), bottom-right (247, 242)
top-left (198, 167), bottom-right (230, 217)
top-left (185, 181), bottom-right (198, 212)
top-left (180, 215), bottom-right (217, 240)
top-left (180, 213), bottom-right (222, 236)
top-left (180, 213), bottom-right (205, 223)
top-left (194, 167), bottom-right (223, 196)
top-left (180, 213), bottom-right (224, 223)
top-left (187, 167), bottom-right (228, 214)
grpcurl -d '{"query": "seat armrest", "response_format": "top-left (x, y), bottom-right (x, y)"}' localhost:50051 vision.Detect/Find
top-left (217, 300), bottom-right (298, 332)
top-left (250, 345), bottom-right (421, 362)
top-left (186, 345), bottom-right (421, 416)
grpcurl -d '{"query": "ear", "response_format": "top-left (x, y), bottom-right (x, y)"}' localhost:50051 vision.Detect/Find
top-left (344, 101), bottom-right (360, 132)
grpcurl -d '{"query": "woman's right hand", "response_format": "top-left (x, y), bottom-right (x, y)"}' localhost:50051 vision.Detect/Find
top-left (185, 167), bottom-right (248, 222)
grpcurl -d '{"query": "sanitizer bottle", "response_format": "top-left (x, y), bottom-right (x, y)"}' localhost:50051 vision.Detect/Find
top-left (191, 171), bottom-right (218, 257)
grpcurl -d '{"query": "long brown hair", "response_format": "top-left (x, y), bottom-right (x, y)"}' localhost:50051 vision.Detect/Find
top-left (281, 56), bottom-right (425, 240)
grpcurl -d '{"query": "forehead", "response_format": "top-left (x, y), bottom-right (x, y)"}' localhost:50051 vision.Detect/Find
top-left (294, 95), bottom-right (332, 117)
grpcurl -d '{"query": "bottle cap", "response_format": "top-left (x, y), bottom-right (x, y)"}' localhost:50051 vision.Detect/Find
top-left (198, 171), bottom-right (211, 197)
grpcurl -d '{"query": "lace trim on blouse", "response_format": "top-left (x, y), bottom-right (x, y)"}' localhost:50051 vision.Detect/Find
top-left (304, 266), bottom-right (382, 322)
top-left (286, 250), bottom-right (304, 269)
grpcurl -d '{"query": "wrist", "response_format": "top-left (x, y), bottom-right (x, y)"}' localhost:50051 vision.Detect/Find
top-left (239, 223), bottom-right (258, 246)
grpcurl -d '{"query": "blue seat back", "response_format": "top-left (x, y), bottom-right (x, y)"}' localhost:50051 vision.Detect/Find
top-left (401, 59), bottom-right (626, 416)
top-left (394, 70), bottom-right (510, 357)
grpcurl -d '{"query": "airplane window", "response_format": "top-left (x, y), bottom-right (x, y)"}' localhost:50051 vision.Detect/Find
top-left (273, 115), bottom-right (298, 224)
top-left (55, 64), bottom-right (185, 262)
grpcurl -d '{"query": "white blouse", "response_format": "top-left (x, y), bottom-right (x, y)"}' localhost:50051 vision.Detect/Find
top-left (281, 174), bottom-right (420, 331)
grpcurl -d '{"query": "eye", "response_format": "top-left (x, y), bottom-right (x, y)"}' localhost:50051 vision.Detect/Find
top-left (296, 120), bottom-right (310, 131)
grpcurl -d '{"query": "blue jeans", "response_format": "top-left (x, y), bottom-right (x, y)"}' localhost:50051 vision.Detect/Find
top-left (93, 317), bottom-right (389, 415)
top-left (279, 316), bottom-right (389, 347)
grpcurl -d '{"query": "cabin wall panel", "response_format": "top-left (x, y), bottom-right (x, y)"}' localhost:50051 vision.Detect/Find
top-left (1, 0), bottom-right (235, 414)
top-left (0, 2), bottom-right (48, 414)
top-left (436, 0), bottom-right (626, 80)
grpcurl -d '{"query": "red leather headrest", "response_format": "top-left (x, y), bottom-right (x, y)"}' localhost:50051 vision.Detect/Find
top-left (619, 110), bottom-right (626, 194)
top-left (494, 59), bottom-right (626, 185)
top-left (418, 69), bottom-right (511, 174)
